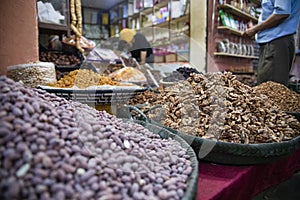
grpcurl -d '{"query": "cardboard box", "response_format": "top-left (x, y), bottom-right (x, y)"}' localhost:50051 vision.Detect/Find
top-left (154, 55), bottom-right (165, 63)
top-left (165, 53), bottom-right (177, 62)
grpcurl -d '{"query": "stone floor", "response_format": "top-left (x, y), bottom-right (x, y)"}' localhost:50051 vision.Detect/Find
top-left (253, 171), bottom-right (300, 200)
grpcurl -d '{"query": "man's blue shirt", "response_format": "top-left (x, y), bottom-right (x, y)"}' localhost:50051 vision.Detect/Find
top-left (256, 0), bottom-right (300, 44)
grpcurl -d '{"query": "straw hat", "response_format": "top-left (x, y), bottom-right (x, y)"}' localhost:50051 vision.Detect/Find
top-left (119, 28), bottom-right (136, 43)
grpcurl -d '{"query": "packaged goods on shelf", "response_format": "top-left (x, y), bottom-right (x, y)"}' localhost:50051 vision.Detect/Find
top-left (209, 0), bottom-right (260, 72)
top-left (37, 1), bottom-right (65, 24)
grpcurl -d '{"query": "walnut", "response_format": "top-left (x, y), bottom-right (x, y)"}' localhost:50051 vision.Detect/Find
top-left (128, 72), bottom-right (300, 144)
top-left (253, 81), bottom-right (300, 112)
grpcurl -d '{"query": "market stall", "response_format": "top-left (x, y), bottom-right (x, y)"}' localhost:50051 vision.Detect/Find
top-left (1, 0), bottom-right (300, 199)
top-left (2, 69), bottom-right (300, 199)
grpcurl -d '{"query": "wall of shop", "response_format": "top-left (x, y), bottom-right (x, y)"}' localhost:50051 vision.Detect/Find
top-left (0, 0), bottom-right (39, 75)
top-left (190, 0), bottom-right (207, 73)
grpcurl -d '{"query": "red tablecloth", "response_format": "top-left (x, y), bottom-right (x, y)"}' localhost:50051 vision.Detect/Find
top-left (197, 147), bottom-right (300, 200)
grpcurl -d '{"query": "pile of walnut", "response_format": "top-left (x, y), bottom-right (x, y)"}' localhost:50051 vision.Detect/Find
top-left (128, 72), bottom-right (300, 144)
top-left (235, 74), bottom-right (257, 87)
top-left (48, 69), bottom-right (121, 88)
top-left (253, 81), bottom-right (300, 112)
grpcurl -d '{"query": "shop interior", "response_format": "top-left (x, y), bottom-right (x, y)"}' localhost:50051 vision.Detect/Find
top-left (0, 0), bottom-right (300, 199)
top-left (36, 0), bottom-right (300, 88)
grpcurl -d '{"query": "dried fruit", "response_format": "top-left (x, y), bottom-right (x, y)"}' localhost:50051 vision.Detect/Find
top-left (48, 69), bottom-right (121, 88)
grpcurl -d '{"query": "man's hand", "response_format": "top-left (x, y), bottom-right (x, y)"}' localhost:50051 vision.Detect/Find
top-left (242, 27), bottom-right (257, 38)
top-left (243, 14), bottom-right (289, 38)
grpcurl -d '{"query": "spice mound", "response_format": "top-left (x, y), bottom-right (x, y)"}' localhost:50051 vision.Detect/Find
top-left (129, 72), bottom-right (300, 144)
top-left (48, 69), bottom-right (121, 88)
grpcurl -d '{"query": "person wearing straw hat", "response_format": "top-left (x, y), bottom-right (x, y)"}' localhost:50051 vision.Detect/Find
top-left (118, 28), bottom-right (154, 65)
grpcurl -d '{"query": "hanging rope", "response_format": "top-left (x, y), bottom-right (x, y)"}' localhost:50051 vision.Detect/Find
top-left (70, 0), bottom-right (84, 53)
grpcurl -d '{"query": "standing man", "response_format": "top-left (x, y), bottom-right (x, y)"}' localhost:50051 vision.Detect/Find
top-left (243, 0), bottom-right (300, 86)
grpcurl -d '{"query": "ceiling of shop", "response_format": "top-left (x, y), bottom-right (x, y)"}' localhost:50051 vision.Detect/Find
top-left (81, 0), bottom-right (124, 10)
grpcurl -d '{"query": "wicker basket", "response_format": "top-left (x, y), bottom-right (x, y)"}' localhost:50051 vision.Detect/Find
top-left (118, 105), bottom-right (300, 165)
top-left (287, 112), bottom-right (300, 123)
top-left (38, 87), bottom-right (147, 106)
top-left (159, 125), bottom-right (300, 165)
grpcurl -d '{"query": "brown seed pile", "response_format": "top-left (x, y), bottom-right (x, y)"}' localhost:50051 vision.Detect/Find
top-left (39, 52), bottom-right (81, 66)
top-left (129, 72), bottom-right (300, 144)
top-left (253, 81), bottom-right (300, 112)
top-left (48, 69), bottom-right (121, 88)
top-left (0, 76), bottom-right (194, 200)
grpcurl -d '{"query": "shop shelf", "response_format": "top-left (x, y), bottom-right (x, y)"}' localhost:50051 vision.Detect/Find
top-left (141, 7), bottom-right (153, 15)
top-left (153, 20), bottom-right (169, 27)
top-left (154, 1), bottom-right (169, 10)
top-left (232, 71), bottom-right (255, 75)
top-left (170, 15), bottom-right (190, 24)
top-left (219, 3), bottom-right (258, 23)
top-left (217, 26), bottom-right (243, 36)
top-left (214, 52), bottom-right (258, 59)
top-left (128, 12), bottom-right (140, 18)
